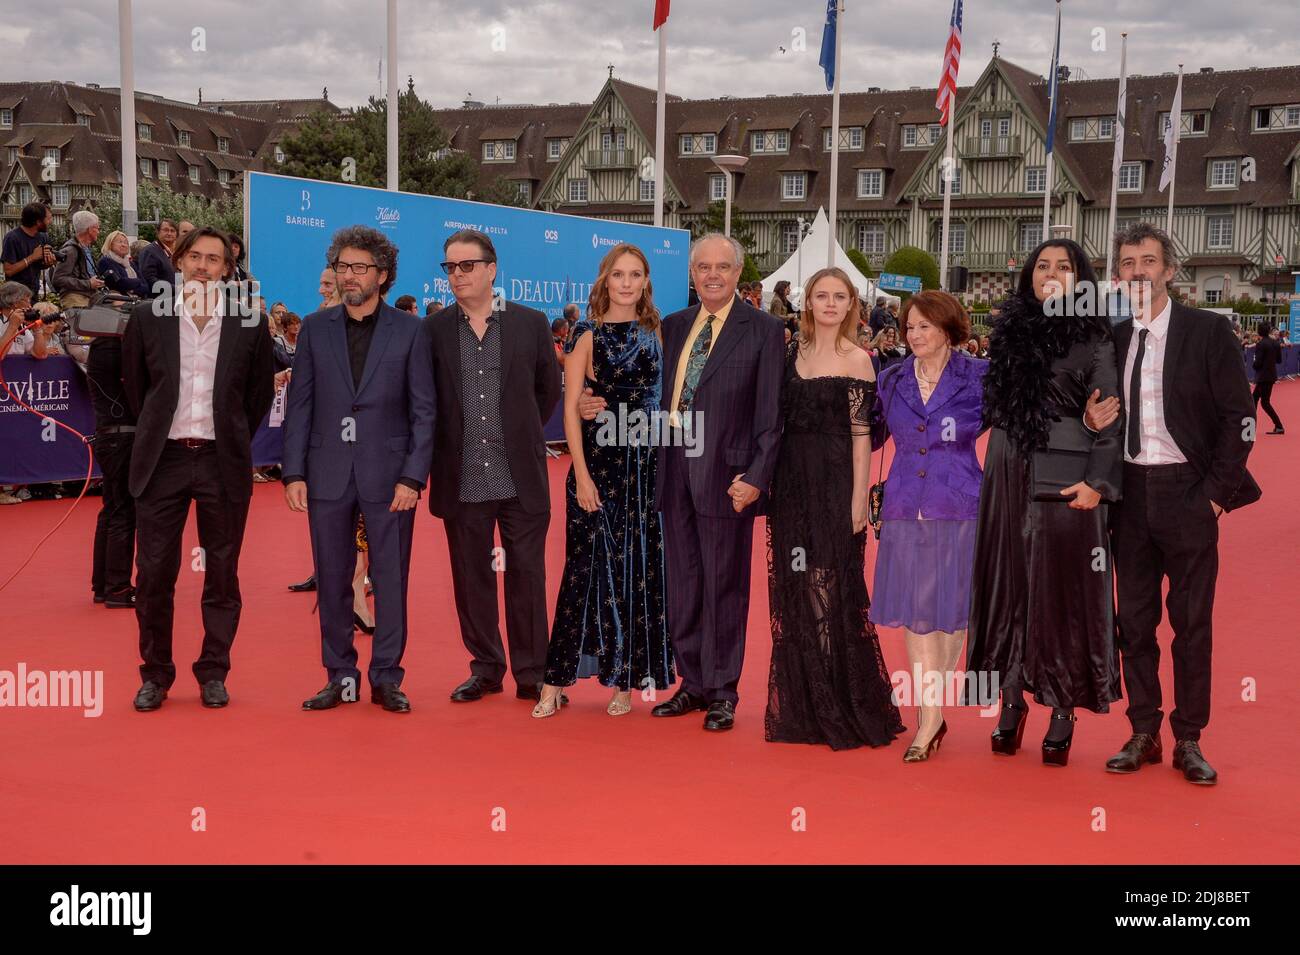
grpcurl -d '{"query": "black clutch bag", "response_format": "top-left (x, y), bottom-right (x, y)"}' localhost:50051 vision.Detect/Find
top-left (1031, 448), bottom-right (1090, 502)
top-left (868, 442), bottom-right (886, 538)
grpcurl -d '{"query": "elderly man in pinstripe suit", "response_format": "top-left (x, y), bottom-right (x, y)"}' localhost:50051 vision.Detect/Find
top-left (581, 233), bottom-right (785, 730)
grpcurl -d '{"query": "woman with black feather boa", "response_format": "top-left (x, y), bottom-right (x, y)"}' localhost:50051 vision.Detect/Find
top-left (965, 239), bottom-right (1124, 766)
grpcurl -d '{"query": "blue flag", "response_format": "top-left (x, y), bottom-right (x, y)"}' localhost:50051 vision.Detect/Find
top-left (819, 0), bottom-right (837, 91)
top-left (1045, 2), bottom-right (1062, 154)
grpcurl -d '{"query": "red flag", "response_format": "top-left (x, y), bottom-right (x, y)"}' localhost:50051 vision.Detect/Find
top-left (654, 0), bottom-right (670, 30)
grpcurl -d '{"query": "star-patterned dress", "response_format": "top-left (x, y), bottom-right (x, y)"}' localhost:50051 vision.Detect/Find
top-left (543, 317), bottom-right (675, 691)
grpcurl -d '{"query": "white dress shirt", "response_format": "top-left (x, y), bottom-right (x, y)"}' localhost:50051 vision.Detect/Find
top-left (1122, 297), bottom-right (1187, 465)
top-left (168, 291), bottom-right (223, 440)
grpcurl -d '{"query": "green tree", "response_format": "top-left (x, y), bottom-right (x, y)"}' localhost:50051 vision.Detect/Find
top-left (279, 87), bottom-right (526, 206)
top-left (95, 179), bottom-right (244, 245)
top-left (881, 245), bottom-right (940, 299)
top-left (690, 200), bottom-right (757, 254)
top-left (846, 247), bottom-right (875, 278)
top-left (740, 254), bottom-right (761, 283)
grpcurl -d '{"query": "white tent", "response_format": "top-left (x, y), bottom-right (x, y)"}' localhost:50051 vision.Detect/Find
top-left (759, 206), bottom-right (899, 310)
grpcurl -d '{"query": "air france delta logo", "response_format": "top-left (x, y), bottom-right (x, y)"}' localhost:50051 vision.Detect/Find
top-left (285, 188), bottom-right (325, 229)
top-left (50, 885), bottom-right (151, 935)
top-left (376, 206), bottom-right (400, 230)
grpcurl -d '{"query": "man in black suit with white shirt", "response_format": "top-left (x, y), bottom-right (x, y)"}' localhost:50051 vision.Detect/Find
top-left (1103, 224), bottom-right (1259, 785)
top-left (122, 227), bottom-right (275, 711)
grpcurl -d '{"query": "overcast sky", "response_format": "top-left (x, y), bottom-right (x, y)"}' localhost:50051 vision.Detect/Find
top-left (9, 1), bottom-right (1300, 109)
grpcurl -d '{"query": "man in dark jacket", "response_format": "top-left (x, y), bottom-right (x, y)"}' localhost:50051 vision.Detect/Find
top-left (50, 210), bottom-right (105, 307)
top-left (136, 219), bottom-right (179, 299)
top-left (1252, 322), bottom-right (1285, 434)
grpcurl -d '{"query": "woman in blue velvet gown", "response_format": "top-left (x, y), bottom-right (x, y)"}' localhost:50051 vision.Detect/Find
top-left (533, 244), bottom-right (674, 718)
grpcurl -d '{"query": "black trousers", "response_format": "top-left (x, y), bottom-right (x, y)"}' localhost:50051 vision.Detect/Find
top-left (1111, 462), bottom-right (1218, 742)
top-left (91, 431), bottom-right (136, 597)
top-left (134, 442), bottom-right (251, 689)
top-left (444, 497), bottom-right (550, 687)
top-left (661, 446), bottom-right (756, 706)
top-left (1253, 380), bottom-right (1283, 430)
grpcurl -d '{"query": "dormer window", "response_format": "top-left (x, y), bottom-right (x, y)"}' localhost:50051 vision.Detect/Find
top-left (177, 130), bottom-right (191, 147)
top-left (751, 130), bottom-right (789, 154)
top-left (217, 136), bottom-right (230, 154)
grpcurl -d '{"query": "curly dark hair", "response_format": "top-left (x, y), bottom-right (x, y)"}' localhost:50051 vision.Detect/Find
top-left (326, 225), bottom-right (398, 295)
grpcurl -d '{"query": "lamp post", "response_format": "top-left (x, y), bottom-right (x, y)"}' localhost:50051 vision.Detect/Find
top-left (712, 154), bottom-right (748, 237)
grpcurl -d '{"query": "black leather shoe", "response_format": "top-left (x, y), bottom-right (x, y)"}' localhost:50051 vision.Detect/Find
top-left (103, 588), bottom-right (136, 609)
top-left (1041, 711), bottom-right (1076, 766)
top-left (1172, 740), bottom-right (1218, 785)
top-left (1106, 733), bottom-right (1163, 773)
top-left (702, 700), bottom-right (736, 731)
top-left (93, 591), bottom-right (106, 604)
top-left (651, 687), bottom-right (708, 717)
top-left (353, 611), bottom-right (375, 635)
top-left (133, 681), bottom-right (167, 712)
top-left (287, 574), bottom-right (317, 592)
top-left (302, 682), bottom-right (356, 710)
top-left (516, 682), bottom-right (568, 704)
top-left (371, 683), bottom-right (411, 713)
top-left (450, 675), bottom-right (504, 702)
top-left (199, 679), bottom-right (229, 708)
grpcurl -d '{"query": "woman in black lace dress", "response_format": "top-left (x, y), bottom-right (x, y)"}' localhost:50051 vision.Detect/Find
top-left (765, 268), bottom-right (905, 750)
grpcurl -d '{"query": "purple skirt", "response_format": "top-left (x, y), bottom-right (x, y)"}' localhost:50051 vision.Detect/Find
top-left (869, 519), bottom-right (977, 634)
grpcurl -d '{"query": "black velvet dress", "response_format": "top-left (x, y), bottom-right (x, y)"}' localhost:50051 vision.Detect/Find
top-left (764, 350), bottom-right (905, 749)
top-left (966, 295), bottom-right (1124, 712)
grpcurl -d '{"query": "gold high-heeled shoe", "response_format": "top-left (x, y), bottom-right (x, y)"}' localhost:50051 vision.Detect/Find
top-left (607, 691), bottom-right (632, 716)
top-left (531, 688), bottom-right (563, 719)
top-left (903, 720), bottom-right (947, 762)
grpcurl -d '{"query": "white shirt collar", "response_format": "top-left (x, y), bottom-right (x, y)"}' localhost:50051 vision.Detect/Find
top-left (175, 285), bottom-right (225, 324)
top-left (1133, 296), bottom-right (1172, 341)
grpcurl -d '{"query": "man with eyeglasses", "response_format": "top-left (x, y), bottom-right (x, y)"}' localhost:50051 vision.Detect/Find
top-left (426, 229), bottom-right (561, 704)
top-left (123, 227), bottom-right (276, 712)
top-left (284, 226), bottom-right (435, 714)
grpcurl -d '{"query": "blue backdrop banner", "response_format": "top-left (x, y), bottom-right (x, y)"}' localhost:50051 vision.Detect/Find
top-left (245, 172), bottom-right (691, 320)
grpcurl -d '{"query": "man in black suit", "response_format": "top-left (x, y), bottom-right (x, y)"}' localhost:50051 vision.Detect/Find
top-left (122, 227), bottom-right (275, 711)
top-left (1104, 223), bottom-right (1259, 784)
top-left (136, 219), bottom-right (178, 299)
top-left (583, 233), bottom-right (784, 731)
top-left (1252, 322), bottom-right (1285, 435)
top-left (427, 229), bottom-right (562, 703)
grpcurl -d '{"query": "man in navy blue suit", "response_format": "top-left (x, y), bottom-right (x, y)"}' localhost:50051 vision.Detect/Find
top-left (282, 226), bottom-right (435, 713)
top-left (580, 233), bottom-right (784, 730)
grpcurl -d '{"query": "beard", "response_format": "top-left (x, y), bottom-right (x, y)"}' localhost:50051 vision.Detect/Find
top-left (341, 287), bottom-right (372, 306)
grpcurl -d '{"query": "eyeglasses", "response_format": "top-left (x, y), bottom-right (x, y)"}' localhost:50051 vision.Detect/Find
top-left (332, 261), bottom-right (380, 275)
top-left (440, 259), bottom-right (491, 275)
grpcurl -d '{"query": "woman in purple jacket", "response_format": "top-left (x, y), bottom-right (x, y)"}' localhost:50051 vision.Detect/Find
top-left (870, 291), bottom-right (987, 761)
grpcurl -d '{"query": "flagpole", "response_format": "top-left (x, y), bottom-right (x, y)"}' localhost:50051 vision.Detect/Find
top-left (1103, 33), bottom-right (1128, 283)
top-left (1042, 0), bottom-right (1061, 235)
top-left (654, 23), bottom-right (667, 228)
top-left (940, 122), bottom-right (954, 290)
top-left (827, 0), bottom-right (843, 264)
top-left (118, 0), bottom-right (137, 240)
top-left (386, 0), bottom-right (398, 191)
top-left (1165, 63), bottom-right (1183, 236)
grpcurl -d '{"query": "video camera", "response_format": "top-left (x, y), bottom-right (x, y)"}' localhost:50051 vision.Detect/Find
top-left (63, 291), bottom-right (136, 339)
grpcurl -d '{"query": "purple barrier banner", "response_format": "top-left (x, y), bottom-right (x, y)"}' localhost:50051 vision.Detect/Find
top-left (0, 356), bottom-right (99, 484)
top-left (1244, 343), bottom-right (1300, 382)
top-left (0, 356), bottom-right (288, 483)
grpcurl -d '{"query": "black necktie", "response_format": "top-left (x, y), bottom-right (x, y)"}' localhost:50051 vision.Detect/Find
top-left (1127, 328), bottom-right (1148, 459)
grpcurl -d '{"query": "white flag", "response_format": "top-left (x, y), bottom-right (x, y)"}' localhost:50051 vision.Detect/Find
top-left (1159, 70), bottom-right (1182, 192)
top-left (1112, 64), bottom-right (1127, 177)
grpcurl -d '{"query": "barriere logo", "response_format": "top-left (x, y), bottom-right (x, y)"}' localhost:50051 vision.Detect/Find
top-left (300, 190), bottom-right (311, 212)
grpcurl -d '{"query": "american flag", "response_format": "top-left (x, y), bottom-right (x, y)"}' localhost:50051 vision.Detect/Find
top-left (935, 0), bottom-right (963, 126)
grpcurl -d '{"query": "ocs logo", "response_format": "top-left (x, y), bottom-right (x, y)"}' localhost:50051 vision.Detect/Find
top-left (544, 229), bottom-right (559, 243)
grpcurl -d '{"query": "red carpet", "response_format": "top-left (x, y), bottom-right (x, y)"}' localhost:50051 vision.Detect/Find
top-left (3, 385), bottom-right (1298, 864)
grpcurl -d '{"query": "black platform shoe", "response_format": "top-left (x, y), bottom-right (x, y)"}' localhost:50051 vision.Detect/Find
top-left (1041, 711), bottom-right (1077, 766)
top-left (990, 703), bottom-right (1028, 756)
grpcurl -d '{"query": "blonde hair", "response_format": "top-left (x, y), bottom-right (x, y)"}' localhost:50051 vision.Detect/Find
top-left (100, 230), bottom-right (130, 258)
top-left (798, 267), bottom-right (861, 352)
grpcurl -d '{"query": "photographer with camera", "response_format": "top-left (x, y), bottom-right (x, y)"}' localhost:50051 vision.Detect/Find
top-left (51, 210), bottom-right (106, 309)
top-left (87, 304), bottom-right (138, 608)
top-left (0, 281), bottom-right (53, 359)
top-left (2, 202), bottom-right (57, 296)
